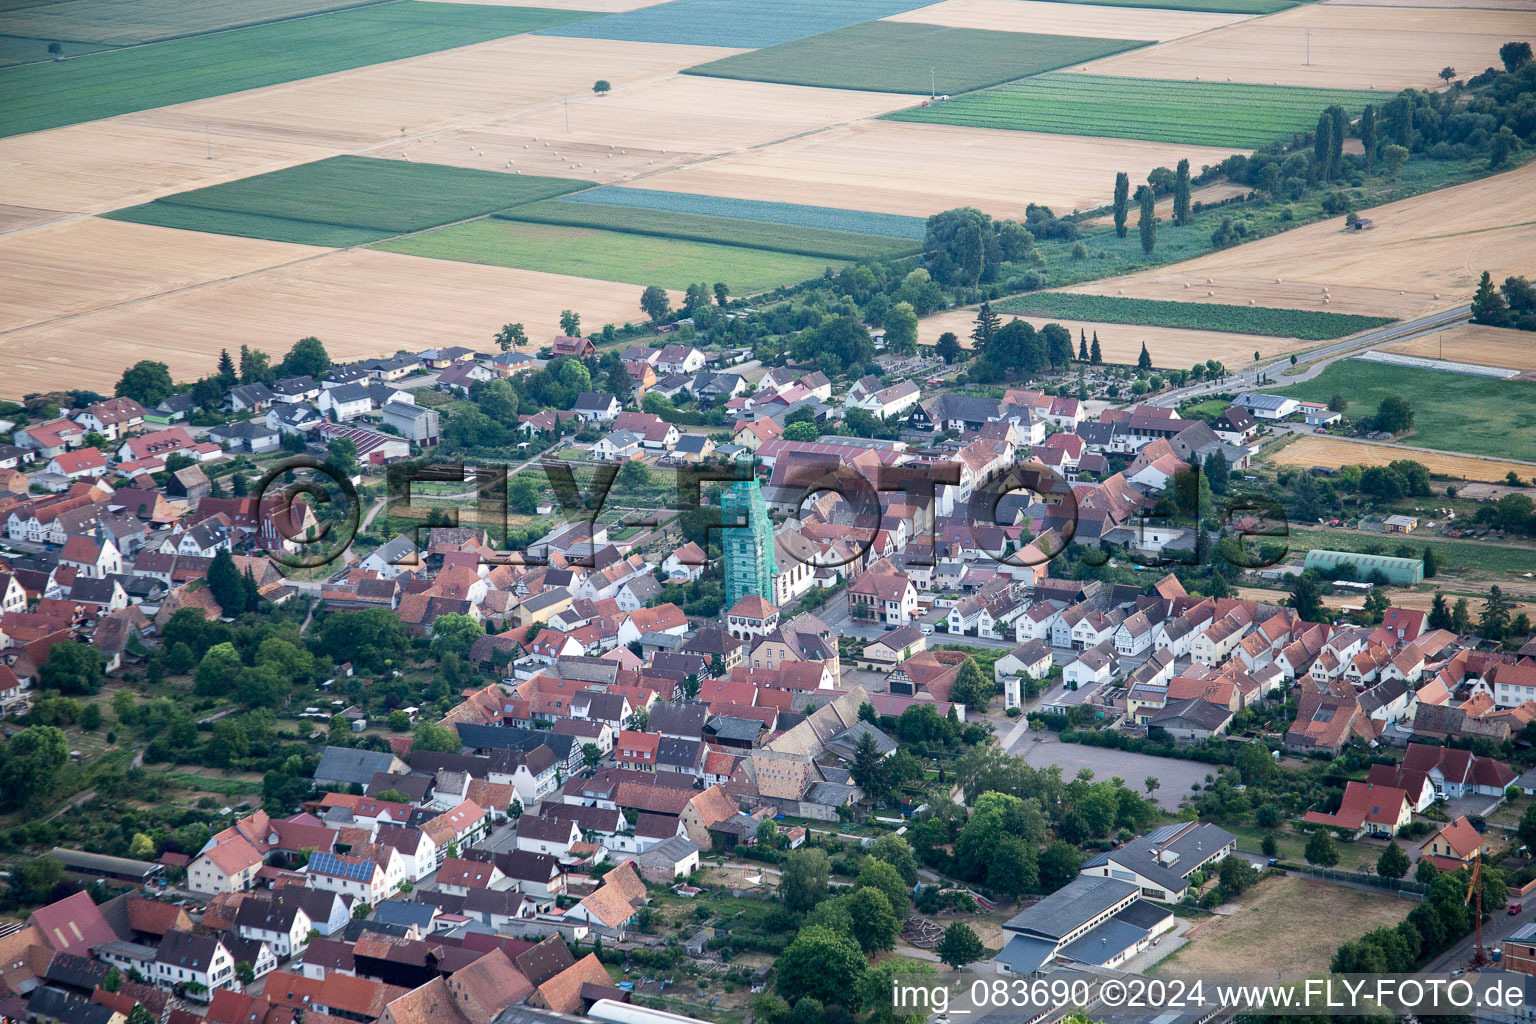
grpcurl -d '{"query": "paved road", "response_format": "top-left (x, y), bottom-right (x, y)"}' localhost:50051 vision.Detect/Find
top-left (1151, 305), bottom-right (1473, 408)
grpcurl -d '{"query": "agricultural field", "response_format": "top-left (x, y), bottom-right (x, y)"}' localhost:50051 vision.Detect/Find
top-left (1025, 0), bottom-right (1297, 12)
top-left (686, 22), bottom-right (1145, 95)
top-left (0, 247), bottom-right (668, 397)
top-left (365, 75), bottom-right (912, 187)
top-left (880, 0), bottom-right (1249, 43)
top-left (1269, 435), bottom-right (1536, 485)
top-left (1383, 322), bottom-right (1536, 372)
top-left (887, 74), bottom-right (1382, 148)
top-left (997, 293), bottom-right (1394, 339)
top-left (0, 218), bottom-right (319, 334)
top-left (539, 0), bottom-right (934, 47)
top-left (1069, 159), bottom-right (1536, 319)
top-left (564, 186), bottom-right (927, 239)
top-left (633, 119), bottom-right (1237, 219)
top-left (0, 0), bottom-right (394, 45)
top-left (0, 35), bottom-right (109, 66)
top-left (1283, 526), bottom-right (1536, 576)
top-left (1073, 3), bottom-right (1535, 89)
top-left (374, 219), bottom-right (840, 293)
top-left (1277, 360), bottom-right (1536, 462)
top-left (0, 36), bottom-right (736, 219)
top-left (1151, 875), bottom-right (1409, 978)
top-left (915, 306), bottom-right (1313, 365)
top-left (0, 2), bottom-right (593, 138)
top-left (423, 0), bottom-right (670, 9)
top-left (499, 201), bottom-right (921, 260)
top-left (107, 157), bottom-right (593, 245)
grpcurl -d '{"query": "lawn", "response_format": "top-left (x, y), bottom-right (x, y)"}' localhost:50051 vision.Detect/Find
top-left (1227, 822), bottom-right (1378, 872)
top-left (0, 2), bottom-right (592, 137)
top-left (501, 201), bottom-right (920, 261)
top-left (686, 23), bottom-right (1145, 95)
top-left (107, 157), bottom-right (593, 245)
top-left (1285, 527), bottom-right (1536, 576)
top-left (538, 0), bottom-right (933, 48)
top-left (886, 74), bottom-right (1384, 148)
top-left (997, 293), bottom-right (1394, 340)
top-left (1150, 873), bottom-right (1410, 977)
top-left (374, 219), bottom-right (841, 293)
top-left (1276, 360), bottom-right (1536, 462)
top-left (0, 0), bottom-right (392, 45)
top-left (562, 187), bottom-right (927, 240)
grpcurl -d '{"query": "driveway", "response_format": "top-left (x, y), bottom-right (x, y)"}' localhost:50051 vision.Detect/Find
top-left (1009, 731), bottom-right (1213, 812)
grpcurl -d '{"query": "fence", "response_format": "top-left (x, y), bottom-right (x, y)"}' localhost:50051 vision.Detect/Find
top-left (1283, 862), bottom-right (1428, 898)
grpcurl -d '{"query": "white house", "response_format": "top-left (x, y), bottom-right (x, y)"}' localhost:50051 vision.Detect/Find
top-left (235, 895), bottom-right (313, 959)
top-left (1062, 642), bottom-right (1116, 689)
top-left (305, 849), bottom-right (403, 905)
top-left (1231, 392), bottom-right (1300, 421)
top-left (572, 393), bottom-right (622, 424)
top-left (996, 640), bottom-right (1053, 710)
top-left (152, 932), bottom-right (239, 995)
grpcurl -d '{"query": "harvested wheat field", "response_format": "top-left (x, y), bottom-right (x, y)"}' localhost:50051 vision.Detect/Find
top-left (0, 248), bottom-right (672, 396)
top-left (0, 218), bottom-right (321, 333)
top-left (1074, 4), bottom-right (1531, 88)
top-left (1153, 875), bottom-right (1408, 978)
top-left (0, 204), bottom-right (63, 233)
top-left (1383, 322), bottom-right (1536, 372)
top-left (154, 36), bottom-right (741, 144)
top-left (884, 0), bottom-right (1250, 41)
top-left (0, 116), bottom-right (341, 220)
top-left (1239, 585), bottom-right (1536, 616)
top-left (369, 76), bottom-right (913, 184)
top-left (0, 37), bottom-right (730, 219)
top-left (1328, 0), bottom-right (1536, 9)
top-left (634, 120), bottom-right (1236, 219)
top-left (1067, 161), bottom-right (1536, 319)
top-left (916, 307), bottom-right (1309, 366)
top-left (1269, 435), bottom-right (1536, 482)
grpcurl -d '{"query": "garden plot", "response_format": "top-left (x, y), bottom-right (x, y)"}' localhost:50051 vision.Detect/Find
top-left (1072, 3), bottom-right (1535, 89)
top-left (631, 119), bottom-right (1236, 219)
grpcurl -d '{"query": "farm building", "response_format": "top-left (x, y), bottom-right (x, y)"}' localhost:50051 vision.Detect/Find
top-left (1231, 393), bottom-right (1300, 421)
top-left (1303, 549), bottom-right (1424, 586)
top-left (1383, 515), bottom-right (1419, 533)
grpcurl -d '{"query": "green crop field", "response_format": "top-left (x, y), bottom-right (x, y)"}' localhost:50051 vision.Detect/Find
top-left (0, 0), bottom-right (389, 45)
top-left (0, 34), bottom-right (112, 66)
top-left (498, 201), bottom-right (920, 261)
top-left (685, 22), bottom-right (1144, 95)
top-left (374, 220), bottom-right (842, 293)
top-left (997, 293), bottom-right (1394, 340)
top-left (0, 2), bottom-right (591, 138)
top-left (562, 187), bottom-right (926, 240)
top-left (1285, 528), bottom-right (1536, 576)
top-left (1278, 361), bottom-right (1536, 462)
top-left (107, 157), bottom-right (593, 245)
top-left (886, 74), bottom-right (1383, 148)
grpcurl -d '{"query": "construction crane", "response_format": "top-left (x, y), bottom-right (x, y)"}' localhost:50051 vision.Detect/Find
top-left (1465, 854), bottom-right (1491, 969)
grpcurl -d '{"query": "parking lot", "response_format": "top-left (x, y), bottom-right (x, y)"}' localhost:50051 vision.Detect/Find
top-left (1009, 731), bottom-right (1214, 812)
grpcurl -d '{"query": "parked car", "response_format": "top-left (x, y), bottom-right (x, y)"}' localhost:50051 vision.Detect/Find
top-left (1510, 903), bottom-right (1523, 916)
